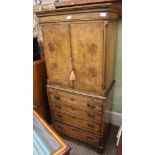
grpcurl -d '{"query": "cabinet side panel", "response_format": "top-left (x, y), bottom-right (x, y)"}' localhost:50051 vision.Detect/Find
top-left (33, 60), bottom-right (47, 106)
top-left (103, 85), bottom-right (114, 137)
top-left (105, 21), bottom-right (118, 90)
top-left (33, 60), bottom-right (51, 122)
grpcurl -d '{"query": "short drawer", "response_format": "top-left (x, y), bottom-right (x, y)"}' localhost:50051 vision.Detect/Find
top-left (51, 111), bottom-right (102, 135)
top-left (49, 102), bottom-right (102, 122)
top-left (53, 121), bottom-right (102, 145)
top-left (47, 88), bottom-right (103, 112)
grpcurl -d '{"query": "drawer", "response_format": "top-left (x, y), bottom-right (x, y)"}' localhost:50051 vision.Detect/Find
top-left (49, 102), bottom-right (102, 122)
top-left (51, 111), bottom-right (102, 134)
top-left (47, 88), bottom-right (103, 112)
top-left (53, 121), bottom-right (102, 145)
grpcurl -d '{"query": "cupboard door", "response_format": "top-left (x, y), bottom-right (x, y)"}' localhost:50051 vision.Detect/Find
top-left (42, 23), bottom-right (72, 87)
top-left (71, 22), bottom-right (105, 94)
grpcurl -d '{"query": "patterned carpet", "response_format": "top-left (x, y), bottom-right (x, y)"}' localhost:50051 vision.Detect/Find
top-left (61, 125), bottom-right (119, 155)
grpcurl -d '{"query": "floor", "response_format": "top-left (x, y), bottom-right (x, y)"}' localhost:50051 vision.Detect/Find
top-left (61, 125), bottom-right (119, 155)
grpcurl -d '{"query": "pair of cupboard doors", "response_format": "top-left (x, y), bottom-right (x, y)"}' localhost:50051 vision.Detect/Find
top-left (42, 21), bottom-right (107, 95)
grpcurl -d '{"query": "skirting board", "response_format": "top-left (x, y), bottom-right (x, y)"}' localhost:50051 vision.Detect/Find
top-left (110, 112), bottom-right (122, 126)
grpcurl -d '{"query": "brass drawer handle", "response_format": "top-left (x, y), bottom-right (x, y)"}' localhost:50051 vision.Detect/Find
top-left (55, 104), bottom-right (61, 109)
top-left (87, 124), bottom-right (95, 128)
top-left (54, 96), bottom-right (61, 100)
top-left (70, 98), bottom-right (75, 101)
top-left (71, 116), bottom-right (77, 119)
top-left (57, 114), bottom-right (62, 118)
top-left (87, 113), bottom-right (95, 119)
top-left (86, 136), bottom-right (94, 141)
top-left (87, 103), bottom-right (96, 109)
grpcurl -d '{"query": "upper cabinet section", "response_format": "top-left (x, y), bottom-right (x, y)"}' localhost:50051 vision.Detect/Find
top-left (36, 3), bottom-right (120, 96)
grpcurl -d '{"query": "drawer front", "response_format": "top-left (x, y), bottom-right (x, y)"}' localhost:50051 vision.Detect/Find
top-left (49, 102), bottom-right (102, 122)
top-left (47, 89), bottom-right (103, 112)
top-left (51, 111), bottom-right (101, 134)
top-left (53, 121), bottom-right (102, 145)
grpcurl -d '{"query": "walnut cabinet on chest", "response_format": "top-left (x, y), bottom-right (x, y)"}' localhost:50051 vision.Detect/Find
top-left (36, 3), bottom-right (120, 153)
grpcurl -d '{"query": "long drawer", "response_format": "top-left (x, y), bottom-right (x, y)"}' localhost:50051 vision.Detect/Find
top-left (49, 101), bottom-right (102, 122)
top-left (47, 88), bottom-right (103, 112)
top-left (51, 110), bottom-right (102, 135)
top-left (53, 121), bottom-right (102, 146)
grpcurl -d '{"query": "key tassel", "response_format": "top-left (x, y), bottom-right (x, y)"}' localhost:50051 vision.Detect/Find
top-left (70, 70), bottom-right (76, 80)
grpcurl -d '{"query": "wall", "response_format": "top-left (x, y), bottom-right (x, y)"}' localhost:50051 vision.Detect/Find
top-left (112, 19), bottom-right (122, 113)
